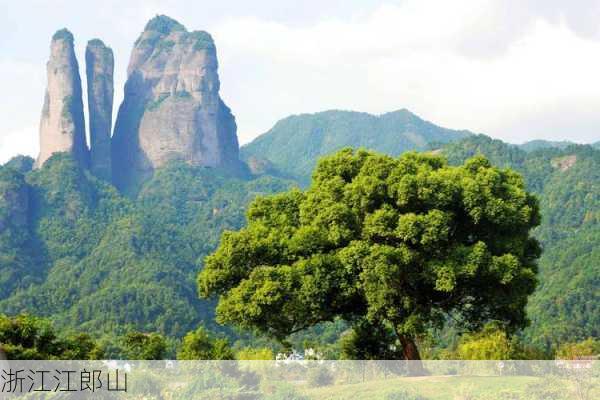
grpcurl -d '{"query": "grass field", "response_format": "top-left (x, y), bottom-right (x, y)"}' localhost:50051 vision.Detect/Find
top-left (302, 375), bottom-right (541, 399)
top-left (7, 360), bottom-right (595, 399)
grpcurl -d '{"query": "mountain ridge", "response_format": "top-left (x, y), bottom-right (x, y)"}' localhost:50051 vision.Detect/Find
top-left (241, 108), bottom-right (473, 185)
top-left (1, 15), bottom-right (598, 353)
top-left (2, 112), bottom-right (598, 350)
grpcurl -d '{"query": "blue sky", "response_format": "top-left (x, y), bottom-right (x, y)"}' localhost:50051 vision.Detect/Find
top-left (2, 0), bottom-right (600, 162)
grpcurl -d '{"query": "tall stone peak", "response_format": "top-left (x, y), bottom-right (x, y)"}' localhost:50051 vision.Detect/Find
top-left (112, 16), bottom-right (243, 192)
top-left (143, 15), bottom-right (186, 34)
top-left (36, 28), bottom-right (88, 169)
top-left (87, 38), bottom-right (109, 48)
top-left (86, 38), bottom-right (114, 181)
top-left (52, 28), bottom-right (74, 43)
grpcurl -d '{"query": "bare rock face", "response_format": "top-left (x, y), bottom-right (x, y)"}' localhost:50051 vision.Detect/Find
top-left (36, 29), bottom-right (88, 169)
top-left (112, 16), bottom-right (243, 192)
top-left (86, 39), bottom-right (114, 181)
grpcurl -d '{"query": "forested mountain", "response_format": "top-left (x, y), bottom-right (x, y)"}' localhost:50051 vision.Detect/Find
top-left (240, 109), bottom-right (472, 185)
top-left (442, 135), bottom-right (599, 347)
top-left (1, 112), bottom-right (598, 354)
top-left (243, 121), bottom-right (598, 348)
top-left (0, 153), bottom-right (292, 338)
top-left (2, 11), bottom-right (596, 359)
top-left (518, 140), bottom-right (574, 153)
top-left (242, 120), bottom-right (599, 348)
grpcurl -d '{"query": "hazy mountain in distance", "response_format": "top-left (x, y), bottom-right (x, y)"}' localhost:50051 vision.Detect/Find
top-left (241, 109), bottom-right (472, 185)
top-left (519, 139), bottom-right (575, 153)
top-left (2, 15), bottom-right (598, 352)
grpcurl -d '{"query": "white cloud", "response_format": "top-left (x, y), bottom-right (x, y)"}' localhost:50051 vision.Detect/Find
top-left (0, 59), bottom-right (43, 163)
top-left (213, 0), bottom-right (600, 144)
top-left (1, 0), bottom-right (600, 164)
top-left (0, 125), bottom-right (38, 164)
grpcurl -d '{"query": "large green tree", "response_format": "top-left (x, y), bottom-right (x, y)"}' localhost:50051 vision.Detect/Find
top-left (204, 148), bottom-right (542, 362)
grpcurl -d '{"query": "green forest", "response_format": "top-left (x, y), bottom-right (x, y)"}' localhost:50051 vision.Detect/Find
top-left (240, 109), bottom-right (472, 185)
top-left (0, 124), bottom-right (598, 360)
top-left (442, 135), bottom-right (599, 349)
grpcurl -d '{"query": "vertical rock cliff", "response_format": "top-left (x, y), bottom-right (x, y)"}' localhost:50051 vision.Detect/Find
top-left (111, 15), bottom-right (243, 192)
top-left (36, 29), bottom-right (88, 169)
top-left (86, 39), bottom-right (114, 181)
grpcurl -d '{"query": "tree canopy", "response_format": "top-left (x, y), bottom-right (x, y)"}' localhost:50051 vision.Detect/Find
top-left (199, 148), bottom-right (541, 360)
top-left (177, 325), bottom-right (234, 360)
top-left (0, 154), bottom-right (293, 341)
top-left (122, 332), bottom-right (167, 360)
top-left (443, 136), bottom-right (600, 348)
top-left (0, 314), bottom-right (103, 359)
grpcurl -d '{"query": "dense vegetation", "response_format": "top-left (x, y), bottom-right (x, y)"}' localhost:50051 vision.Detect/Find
top-left (0, 153), bottom-right (293, 347)
top-left (241, 131), bottom-right (599, 354)
top-left (0, 313), bottom-right (103, 359)
top-left (242, 120), bottom-right (598, 354)
top-left (0, 165), bottom-right (36, 298)
top-left (1, 110), bottom-right (598, 359)
top-left (200, 149), bottom-right (541, 363)
top-left (518, 139), bottom-right (574, 153)
top-left (240, 109), bottom-right (472, 185)
top-left (442, 135), bottom-right (599, 348)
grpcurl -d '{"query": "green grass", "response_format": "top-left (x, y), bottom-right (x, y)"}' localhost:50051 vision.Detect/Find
top-left (302, 376), bottom-right (543, 400)
top-left (116, 366), bottom-right (600, 400)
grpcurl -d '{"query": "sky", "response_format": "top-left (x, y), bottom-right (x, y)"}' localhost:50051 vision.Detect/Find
top-left (2, 0), bottom-right (600, 163)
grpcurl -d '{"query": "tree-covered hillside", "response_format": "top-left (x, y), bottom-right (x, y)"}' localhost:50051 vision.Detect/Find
top-left (518, 140), bottom-right (576, 153)
top-left (1, 119), bottom-right (597, 356)
top-left (442, 135), bottom-right (599, 347)
top-left (200, 148), bottom-right (542, 362)
top-left (0, 153), bottom-right (293, 339)
top-left (0, 164), bottom-right (36, 298)
top-left (241, 109), bottom-right (472, 185)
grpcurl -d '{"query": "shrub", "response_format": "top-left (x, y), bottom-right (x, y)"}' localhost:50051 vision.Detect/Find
top-left (177, 326), bottom-right (234, 360)
top-left (236, 347), bottom-right (274, 360)
top-left (385, 389), bottom-right (428, 400)
top-left (556, 338), bottom-right (600, 360)
top-left (306, 366), bottom-right (334, 387)
top-left (455, 325), bottom-right (512, 360)
top-left (264, 383), bottom-right (308, 400)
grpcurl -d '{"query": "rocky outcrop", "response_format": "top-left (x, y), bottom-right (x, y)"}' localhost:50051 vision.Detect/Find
top-left (111, 15), bottom-right (243, 192)
top-left (36, 29), bottom-right (88, 169)
top-left (551, 154), bottom-right (577, 171)
top-left (86, 39), bottom-right (114, 181)
top-left (246, 156), bottom-right (281, 177)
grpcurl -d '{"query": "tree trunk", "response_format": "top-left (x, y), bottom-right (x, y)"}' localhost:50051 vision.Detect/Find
top-left (399, 335), bottom-right (421, 360)
top-left (398, 335), bottom-right (427, 376)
